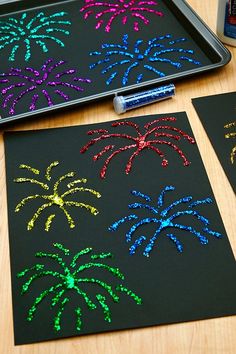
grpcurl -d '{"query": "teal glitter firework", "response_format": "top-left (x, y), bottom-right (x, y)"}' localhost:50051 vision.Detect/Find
top-left (17, 243), bottom-right (142, 331)
top-left (0, 11), bottom-right (71, 61)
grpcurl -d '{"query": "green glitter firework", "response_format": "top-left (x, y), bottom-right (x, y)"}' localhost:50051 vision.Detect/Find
top-left (14, 161), bottom-right (101, 231)
top-left (17, 243), bottom-right (142, 331)
top-left (0, 11), bottom-right (71, 61)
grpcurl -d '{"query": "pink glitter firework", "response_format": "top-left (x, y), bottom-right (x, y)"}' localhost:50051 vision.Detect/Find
top-left (80, 0), bottom-right (164, 32)
top-left (80, 117), bottom-right (196, 178)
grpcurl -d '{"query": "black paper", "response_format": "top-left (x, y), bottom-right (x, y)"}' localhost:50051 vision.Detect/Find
top-left (192, 92), bottom-right (236, 193)
top-left (4, 112), bottom-right (236, 345)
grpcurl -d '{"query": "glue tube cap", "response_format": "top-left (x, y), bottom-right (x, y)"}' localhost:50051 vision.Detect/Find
top-left (113, 95), bottom-right (126, 114)
top-left (113, 83), bottom-right (175, 115)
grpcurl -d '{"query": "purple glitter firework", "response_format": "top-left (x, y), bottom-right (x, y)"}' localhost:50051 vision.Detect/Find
top-left (80, 0), bottom-right (163, 32)
top-left (0, 59), bottom-right (92, 116)
top-left (109, 186), bottom-right (222, 257)
top-left (89, 34), bottom-right (201, 86)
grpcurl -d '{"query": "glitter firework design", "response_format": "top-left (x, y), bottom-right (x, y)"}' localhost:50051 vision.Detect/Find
top-left (89, 34), bottom-right (201, 86)
top-left (224, 121), bottom-right (236, 164)
top-left (80, 0), bottom-right (164, 32)
top-left (109, 186), bottom-right (222, 257)
top-left (0, 11), bottom-right (71, 61)
top-left (14, 161), bottom-right (101, 231)
top-left (0, 58), bottom-right (91, 116)
top-left (80, 117), bottom-right (196, 178)
top-left (17, 243), bottom-right (142, 331)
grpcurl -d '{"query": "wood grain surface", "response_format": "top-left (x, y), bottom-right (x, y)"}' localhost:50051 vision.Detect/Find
top-left (0, 1), bottom-right (235, 353)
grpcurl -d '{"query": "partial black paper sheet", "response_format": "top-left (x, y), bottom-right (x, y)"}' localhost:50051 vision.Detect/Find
top-left (4, 113), bottom-right (236, 345)
top-left (192, 91), bottom-right (236, 193)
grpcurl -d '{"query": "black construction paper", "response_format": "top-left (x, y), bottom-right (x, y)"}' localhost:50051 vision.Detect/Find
top-left (4, 112), bottom-right (236, 345)
top-left (0, 0), bottom-right (212, 121)
top-left (192, 92), bottom-right (236, 193)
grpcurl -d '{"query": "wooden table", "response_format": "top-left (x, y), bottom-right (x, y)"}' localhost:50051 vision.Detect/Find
top-left (0, 1), bottom-right (235, 353)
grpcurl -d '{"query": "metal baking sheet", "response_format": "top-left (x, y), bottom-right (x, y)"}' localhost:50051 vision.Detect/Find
top-left (0, 0), bottom-right (231, 125)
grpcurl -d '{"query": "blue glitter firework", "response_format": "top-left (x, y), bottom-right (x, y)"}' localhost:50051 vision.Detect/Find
top-left (0, 11), bottom-right (71, 61)
top-left (89, 34), bottom-right (201, 86)
top-left (109, 186), bottom-right (222, 257)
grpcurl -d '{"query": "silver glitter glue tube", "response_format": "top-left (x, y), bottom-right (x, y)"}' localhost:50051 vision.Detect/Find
top-left (113, 83), bottom-right (175, 114)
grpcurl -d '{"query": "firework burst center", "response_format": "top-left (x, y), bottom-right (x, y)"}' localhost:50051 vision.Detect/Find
top-left (64, 273), bottom-right (75, 289)
top-left (50, 194), bottom-right (64, 207)
top-left (137, 54), bottom-right (144, 60)
top-left (137, 136), bottom-right (148, 149)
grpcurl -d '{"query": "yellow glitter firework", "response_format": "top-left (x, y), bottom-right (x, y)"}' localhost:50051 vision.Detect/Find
top-left (14, 161), bottom-right (101, 231)
top-left (224, 121), bottom-right (236, 164)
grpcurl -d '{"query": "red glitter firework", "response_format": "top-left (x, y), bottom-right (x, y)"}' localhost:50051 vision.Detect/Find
top-left (80, 117), bottom-right (196, 178)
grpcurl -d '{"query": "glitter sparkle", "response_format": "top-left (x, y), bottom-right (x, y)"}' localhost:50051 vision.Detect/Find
top-left (109, 186), bottom-right (222, 257)
top-left (0, 58), bottom-right (91, 116)
top-left (14, 161), bottom-right (101, 231)
top-left (89, 33), bottom-right (201, 86)
top-left (0, 11), bottom-right (71, 61)
top-left (17, 243), bottom-right (142, 331)
top-left (80, 117), bottom-right (196, 178)
top-left (80, 0), bottom-right (163, 32)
